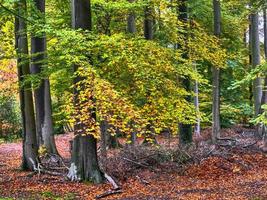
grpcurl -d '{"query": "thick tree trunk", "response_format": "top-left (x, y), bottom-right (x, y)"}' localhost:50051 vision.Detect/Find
top-left (250, 11), bottom-right (262, 116)
top-left (30, 0), bottom-right (58, 154)
top-left (68, 0), bottom-right (103, 183)
top-left (144, 3), bottom-right (153, 40)
top-left (15, 13), bottom-right (27, 169)
top-left (211, 0), bottom-right (221, 143)
top-left (16, 0), bottom-right (38, 170)
top-left (178, 0), bottom-right (192, 146)
top-left (127, 0), bottom-right (136, 34)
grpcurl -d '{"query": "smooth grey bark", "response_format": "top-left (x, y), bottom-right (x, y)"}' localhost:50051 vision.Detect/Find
top-left (144, 3), bottom-right (153, 40)
top-left (16, 0), bottom-right (38, 170)
top-left (68, 0), bottom-right (103, 183)
top-left (262, 10), bottom-right (267, 106)
top-left (264, 9), bottom-right (267, 61)
top-left (15, 6), bottom-right (27, 169)
top-left (177, 0), bottom-right (192, 146)
top-left (30, 0), bottom-right (58, 154)
top-left (129, 121), bottom-right (137, 146)
top-left (250, 11), bottom-right (262, 116)
top-left (100, 120), bottom-right (108, 158)
top-left (211, 0), bottom-right (221, 143)
top-left (262, 9), bottom-right (267, 147)
top-left (127, 0), bottom-right (136, 34)
top-left (249, 19), bottom-right (253, 108)
top-left (194, 65), bottom-right (200, 137)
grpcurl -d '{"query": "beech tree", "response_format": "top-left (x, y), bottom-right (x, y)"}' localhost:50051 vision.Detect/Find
top-left (30, 0), bottom-right (58, 154)
top-left (211, 0), bottom-right (221, 143)
top-left (68, 0), bottom-right (103, 183)
top-left (144, 1), bottom-right (153, 40)
top-left (262, 9), bottom-right (267, 107)
top-left (15, 0), bottom-right (38, 170)
top-left (127, 0), bottom-right (136, 34)
top-left (250, 4), bottom-right (262, 116)
top-left (178, 0), bottom-right (192, 145)
top-left (262, 8), bottom-right (267, 147)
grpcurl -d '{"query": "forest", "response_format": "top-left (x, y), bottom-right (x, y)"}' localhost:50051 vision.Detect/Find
top-left (0, 0), bottom-right (267, 199)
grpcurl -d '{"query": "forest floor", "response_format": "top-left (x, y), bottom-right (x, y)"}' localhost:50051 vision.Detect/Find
top-left (0, 126), bottom-right (267, 200)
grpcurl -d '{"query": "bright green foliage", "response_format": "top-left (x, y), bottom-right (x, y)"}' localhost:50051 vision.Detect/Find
top-left (0, 0), bottom-right (266, 141)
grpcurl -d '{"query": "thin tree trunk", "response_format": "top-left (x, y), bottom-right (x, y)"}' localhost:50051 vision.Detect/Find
top-left (262, 9), bottom-right (267, 147)
top-left (178, 0), bottom-right (192, 146)
top-left (142, 2), bottom-right (158, 145)
top-left (30, 0), bottom-right (58, 154)
top-left (194, 65), bottom-right (200, 137)
top-left (250, 10), bottom-right (262, 116)
top-left (248, 21), bottom-right (254, 109)
top-left (129, 121), bottom-right (137, 146)
top-left (16, 0), bottom-right (38, 170)
top-left (68, 0), bottom-right (103, 183)
top-left (211, 0), bottom-right (221, 143)
top-left (262, 9), bottom-right (267, 106)
top-left (127, 0), bottom-right (137, 145)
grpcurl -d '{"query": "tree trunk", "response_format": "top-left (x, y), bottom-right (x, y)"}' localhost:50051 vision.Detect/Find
top-left (16, 0), bottom-right (38, 170)
top-left (178, 0), bottom-right (192, 146)
top-left (262, 9), bottom-right (267, 147)
top-left (144, 3), bottom-right (153, 40)
top-left (211, 0), bottom-right (221, 143)
top-left (15, 12), bottom-right (27, 169)
top-left (250, 10), bottom-right (262, 116)
top-left (68, 0), bottom-right (103, 183)
top-left (127, 1), bottom-right (137, 144)
top-left (30, 0), bottom-right (58, 154)
top-left (129, 121), bottom-right (137, 146)
top-left (100, 120), bottom-right (108, 158)
top-left (127, 0), bottom-right (136, 34)
top-left (194, 65), bottom-right (200, 137)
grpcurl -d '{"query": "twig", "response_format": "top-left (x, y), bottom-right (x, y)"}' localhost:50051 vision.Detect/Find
top-left (135, 153), bottom-right (158, 161)
top-left (0, 2), bottom-right (33, 24)
top-left (104, 173), bottom-right (120, 190)
top-left (121, 157), bottom-right (160, 172)
top-left (216, 137), bottom-right (237, 142)
top-left (95, 190), bottom-right (122, 199)
top-left (218, 143), bottom-right (233, 147)
top-left (39, 169), bottom-right (64, 176)
top-left (242, 141), bottom-right (257, 148)
top-left (206, 146), bottom-right (216, 156)
top-left (29, 157), bottom-right (65, 177)
top-left (121, 157), bottom-right (150, 168)
top-left (136, 175), bottom-right (150, 185)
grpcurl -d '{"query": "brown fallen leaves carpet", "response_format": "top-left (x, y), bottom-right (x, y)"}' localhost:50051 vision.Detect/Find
top-left (0, 132), bottom-right (267, 200)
